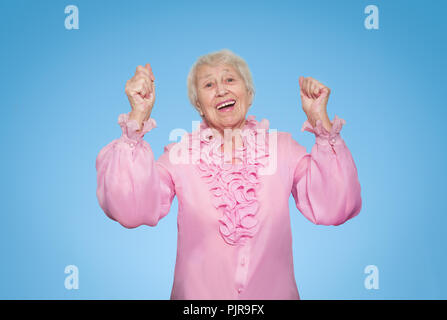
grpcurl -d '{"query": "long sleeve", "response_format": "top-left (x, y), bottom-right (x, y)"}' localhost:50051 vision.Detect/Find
top-left (290, 116), bottom-right (362, 226)
top-left (95, 113), bottom-right (176, 228)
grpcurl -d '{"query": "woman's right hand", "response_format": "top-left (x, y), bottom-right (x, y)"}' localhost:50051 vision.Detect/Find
top-left (125, 63), bottom-right (156, 127)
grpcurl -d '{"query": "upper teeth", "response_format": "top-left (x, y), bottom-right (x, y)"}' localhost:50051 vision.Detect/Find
top-left (217, 101), bottom-right (235, 109)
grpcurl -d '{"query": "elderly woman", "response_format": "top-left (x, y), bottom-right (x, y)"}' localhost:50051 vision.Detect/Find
top-left (96, 49), bottom-right (362, 300)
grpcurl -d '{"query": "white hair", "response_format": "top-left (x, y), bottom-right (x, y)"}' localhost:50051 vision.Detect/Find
top-left (187, 49), bottom-right (255, 114)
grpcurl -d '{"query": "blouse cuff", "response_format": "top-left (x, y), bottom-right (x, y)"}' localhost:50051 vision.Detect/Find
top-left (301, 115), bottom-right (346, 146)
top-left (118, 112), bottom-right (157, 146)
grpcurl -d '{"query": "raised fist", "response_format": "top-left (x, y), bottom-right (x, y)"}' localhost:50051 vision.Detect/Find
top-left (299, 76), bottom-right (331, 129)
top-left (125, 63), bottom-right (156, 124)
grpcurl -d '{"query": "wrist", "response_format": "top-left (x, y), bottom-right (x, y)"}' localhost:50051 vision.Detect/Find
top-left (129, 110), bottom-right (150, 128)
top-left (319, 114), bottom-right (332, 132)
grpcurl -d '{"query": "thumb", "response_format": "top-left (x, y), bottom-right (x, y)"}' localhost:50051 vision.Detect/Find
top-left (146, 63), bottom-right (155, 81)
top-left (316, 88), bottom-right (329, 104)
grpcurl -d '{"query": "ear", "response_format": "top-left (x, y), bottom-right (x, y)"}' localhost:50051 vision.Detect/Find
top-left (248, 90), bottom-right (254, 107)
top-left (196, 102), bottom-right (204, 116)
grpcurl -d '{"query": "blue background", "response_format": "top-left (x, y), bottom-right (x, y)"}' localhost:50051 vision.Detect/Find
top-left (1, 0), bottom-right (445, 299)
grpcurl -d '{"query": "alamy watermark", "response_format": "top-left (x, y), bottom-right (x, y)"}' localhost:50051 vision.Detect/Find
top-left (364, 265), bottom-right (379, 290)
top-left (64, 5), bottom-right (79, 30)
top-left (364, 5), bottom-right (379, 30)
top-left (167, 122), bottom-right (278, 175)
top-left (64, 265), bottom-right (79, 290)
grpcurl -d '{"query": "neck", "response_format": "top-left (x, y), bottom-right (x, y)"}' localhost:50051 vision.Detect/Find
top-left (210, 118), bottom-right (247, 139)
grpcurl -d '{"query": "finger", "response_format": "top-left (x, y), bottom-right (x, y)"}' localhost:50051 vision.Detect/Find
top-left (150, 77), bottom-right (155, 98)
top-left (299, 77), bottom-right (306, 99)
top-left (309, 82), bottom-right (316, 99)
top-left (315, 87), bottom-right (329, 105)
top-left (311, 79), bottom-right (321, 99)
top-left (142, 76), bottom-right (152, 93)
top-left (134, 76), bottom-right (151, 94)
top-left (136, 65), bottom-right (151, 79)
top-left (138, 82), bottom-right (148, 98)
top-left (134, 75), bottom-right (151, 91)
top-left (315, 81), bottom-right (325, 95)
top-left (302, 78), bottom-right (309, 99)
top-left (315, 83), bottom-right (324, 97)
top-left (146, 63), bottom-right (155, 81)
top-left (145, 81), bottom-right (152, 99)
top-left (137, 79), bottom-right (149, 97)
top-left (142, 80), bottom-right (152, 99)
top-left (136, 65), bottom-right (149, 74)
top-left (312, 82), bottom-right (320, 99)
top-left (125, 80), bottom-right (132, 96)
top-left (316, 82), bottom-right (324, 98)
top-left (132, 78), bottom-right (150, 98)
top-left (308, 78), bottom-right (316, 99)
top-left (305, 78), bottom-right (312, 99)
top-left (298, 76), bottom-right (304, 90)
top-left (145, 77), bottom-right (155, 101)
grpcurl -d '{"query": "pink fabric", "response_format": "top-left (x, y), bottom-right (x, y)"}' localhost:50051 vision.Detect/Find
top-left (96, 113), bottom-right (362, 299)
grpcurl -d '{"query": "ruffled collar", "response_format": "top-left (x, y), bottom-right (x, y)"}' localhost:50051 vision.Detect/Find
top-left (189, 115), bottom-right (271, 246)
top-left (197, 115), bottom-right (270, 143)
top-left (189, 115), bottom-right (271, 168)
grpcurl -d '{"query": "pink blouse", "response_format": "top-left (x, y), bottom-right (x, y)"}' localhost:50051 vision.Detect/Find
top-left (95, 113), bottom-right (362, 300)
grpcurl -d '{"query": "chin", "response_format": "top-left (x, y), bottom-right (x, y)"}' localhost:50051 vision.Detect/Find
top-left (223, 118), bottom-right (245, 129)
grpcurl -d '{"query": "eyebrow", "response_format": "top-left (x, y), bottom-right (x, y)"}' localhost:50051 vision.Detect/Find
top-left (199, 74), bottom-right (212, 80)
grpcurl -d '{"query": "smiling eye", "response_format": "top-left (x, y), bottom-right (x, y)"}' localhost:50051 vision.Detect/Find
top-left (226, 78), bottom-right (234, 83)
top-left (205, 82), bottom-right (213, 88)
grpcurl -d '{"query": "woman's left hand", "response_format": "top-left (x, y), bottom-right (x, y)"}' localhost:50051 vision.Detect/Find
top-left (299, 76), bottom-right (332, 131)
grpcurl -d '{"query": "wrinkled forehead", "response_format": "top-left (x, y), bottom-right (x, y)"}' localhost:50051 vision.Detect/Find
top-left (196, 63), bottom-right (240, 81)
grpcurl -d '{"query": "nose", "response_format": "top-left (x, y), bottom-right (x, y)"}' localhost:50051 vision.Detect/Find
top-left (215, 82), bottom-right (228, 96)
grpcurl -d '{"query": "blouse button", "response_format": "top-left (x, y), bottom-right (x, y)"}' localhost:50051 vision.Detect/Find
top-left (329, 138), bottom-right (336, 145)
top-left (129, 142), bottom-right (135, 148)
top-left (238, 288), bottom-right (243, 294)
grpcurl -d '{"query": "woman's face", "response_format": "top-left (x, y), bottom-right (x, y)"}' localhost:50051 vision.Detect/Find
top-left (195, 63), bottom-right (252, 135)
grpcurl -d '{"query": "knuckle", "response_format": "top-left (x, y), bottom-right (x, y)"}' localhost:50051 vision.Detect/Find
top-left (135, 77), bottom-right (146, 84)
top-left (131, 83), bottom-right (141, 92)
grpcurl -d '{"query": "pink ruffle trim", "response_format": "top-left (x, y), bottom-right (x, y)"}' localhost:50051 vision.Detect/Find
top-left (301, 115), bottom-right (346, 143)
top-left (191, 115), bottom-right (270, 246)
top-left (118, 113), bottom-right (157, 142)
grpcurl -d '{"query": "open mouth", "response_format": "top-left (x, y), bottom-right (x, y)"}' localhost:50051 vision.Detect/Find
top-left (216, 99), bottom-right (236, 111)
